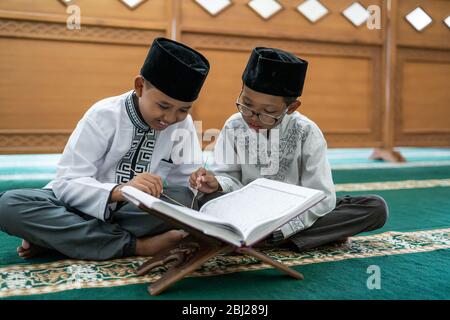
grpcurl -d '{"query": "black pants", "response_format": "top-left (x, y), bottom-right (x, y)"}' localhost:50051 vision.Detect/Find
top-left (277, 195), bottom-right (388, 251)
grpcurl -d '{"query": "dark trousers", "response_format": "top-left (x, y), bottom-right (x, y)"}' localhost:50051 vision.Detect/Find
top-left (278, 195), bottom-right (388, 251)
top-left (0, 187), bottom-right (193, 260)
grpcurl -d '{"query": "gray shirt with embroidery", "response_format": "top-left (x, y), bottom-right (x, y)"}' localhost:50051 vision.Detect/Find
top-left (209, 111), bottom-right (336, 239)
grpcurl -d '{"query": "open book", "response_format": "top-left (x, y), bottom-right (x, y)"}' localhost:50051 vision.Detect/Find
top-left (122, 178), bottom-right (325, 247)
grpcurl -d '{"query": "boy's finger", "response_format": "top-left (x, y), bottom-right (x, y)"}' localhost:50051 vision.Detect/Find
top-left (156, 179), bottom-right (163, 195)
top-left (156, 176), bottom-right (163, 190)
top-left (196, 176), bottom-right (206, 187)
top-left (142, 174), bottom-right (163, 191)
top-left (196, 167), bottom-right (207, 177)
top-left (143, 181), bottom-right (158, 197)
top-left (202, 176), bottom-right (218, 186)
top-left (200, 175), bottom-right (214, 183)
top-left (154, 181), bottom-right (162, 196)
top-left (151, 175), bottom-right (163, 191)
top-left (135, 183), bottom-right (152, 196)
top-left (201, 175), bottom-right (212, 182)
top-left (140, 173), bottom-right (156, 184)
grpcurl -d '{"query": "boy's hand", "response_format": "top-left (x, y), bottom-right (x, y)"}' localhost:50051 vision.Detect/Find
top-left (189, 168), bottom-right (219, 194)
top-left (111, 173), bottom-right (163, 202)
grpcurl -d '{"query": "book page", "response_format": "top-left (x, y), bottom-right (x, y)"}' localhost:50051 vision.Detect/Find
top-left (199, 183), bottom-right (308, 236)
top-left (121, 186), bottom-right (245, 246)
top-left (121, 186), bottom-right (244, 235)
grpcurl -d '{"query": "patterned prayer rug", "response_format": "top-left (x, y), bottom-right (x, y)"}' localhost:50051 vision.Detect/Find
top-left (1, 228), bottom-right (449, 298)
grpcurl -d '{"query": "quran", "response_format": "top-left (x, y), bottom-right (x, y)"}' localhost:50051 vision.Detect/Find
top-left (122, 178), bottom-right (325, 247)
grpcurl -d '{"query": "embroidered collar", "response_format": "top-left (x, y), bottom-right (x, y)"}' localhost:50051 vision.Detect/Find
top-left (125, 92), bottom-right (150, 131)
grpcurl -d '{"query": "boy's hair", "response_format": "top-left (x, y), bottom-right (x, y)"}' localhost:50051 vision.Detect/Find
top-left (242, 84), bottom-right (298, 108)
top-left (142, 77), bottom-right (154, 89)
top-left (283, 96), bottom-right (298, 107)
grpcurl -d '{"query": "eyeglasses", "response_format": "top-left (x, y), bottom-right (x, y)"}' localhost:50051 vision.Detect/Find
top-left (235, 98), bottom-right (288, 126)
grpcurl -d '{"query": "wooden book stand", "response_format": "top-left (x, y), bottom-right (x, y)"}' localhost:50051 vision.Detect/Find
top-left (136, 204), bottom-right (304, 296)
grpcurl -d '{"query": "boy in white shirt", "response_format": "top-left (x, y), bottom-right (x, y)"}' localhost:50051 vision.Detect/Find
top-left (0, 38), bottom-right (209, 260)
top-left (191, 47), bottom-right (388, 251)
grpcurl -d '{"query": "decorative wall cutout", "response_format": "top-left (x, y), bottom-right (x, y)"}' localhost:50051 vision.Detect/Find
top-left (119, 0), bottom-right (148, 10)
top-left (248, 0), bottom-right (283, 20)
top-left (58, 0), bottom-right (75, 6)
top-left (405, 7), bottom-right (433, 32)
top-left (194, 0), bottom-right (232, 16)
top-left (296, 0), bottom-right (329, 24)
top-left (443, 15), bottom-right (450, 29)
top-left (342, 2), bottom-right (370, 27)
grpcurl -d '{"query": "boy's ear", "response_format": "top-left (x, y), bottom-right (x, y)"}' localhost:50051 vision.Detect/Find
top-left (134, 76), bottom-right (144, 97)
top-left (287, 100), bottom-right (301, 114)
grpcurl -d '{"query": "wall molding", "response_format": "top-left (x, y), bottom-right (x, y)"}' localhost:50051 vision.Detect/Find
top-left (184, 32), bottom-right (383, 146)
top-left (0, 17), bottom-right (165, 46)
top-left (0, 130), bottom-right (71, 154)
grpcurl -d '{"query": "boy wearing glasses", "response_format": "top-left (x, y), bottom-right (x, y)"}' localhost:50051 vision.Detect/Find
top-left (190, 47), bottom-right (388, 251)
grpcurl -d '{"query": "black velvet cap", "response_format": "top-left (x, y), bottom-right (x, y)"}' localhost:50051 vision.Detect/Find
top-left (242, 47), bottom-right (308, 97)
top-left (140, 37), bottom-right (210, 102)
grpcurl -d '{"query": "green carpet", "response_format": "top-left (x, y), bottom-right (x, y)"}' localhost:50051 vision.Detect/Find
top-left (1, 151), bottom-right (449, 299)
top-left (333, 165), bottom-right (450, 184)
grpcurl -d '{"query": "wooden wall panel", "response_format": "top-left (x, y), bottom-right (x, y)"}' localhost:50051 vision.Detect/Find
top-left (0, 0), bottom-right (168, 153)
top-left (402, 61), bottom-right (450, 133)
top-left (189, 34), bottom-right (382, 147)
top-left (0, 37), bottom-right (149, 130)
top-left (182, 0), bottom-right (386, 148)
top-left (300, 55), bottom-right (373, 133)
top-left (193, 49), bottom-right (249, 132)
top-left (394, 48), bottom-right (450, 146)
top-left (393, 0), bottom-right (450, 147)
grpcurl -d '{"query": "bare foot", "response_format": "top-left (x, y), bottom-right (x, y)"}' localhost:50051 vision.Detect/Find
top-left (17, 240), bottom-right (50, 259)
top-left (369, 148), bottom-right (406, 163)
top-left (135, 230), bottom-right (189, 257)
